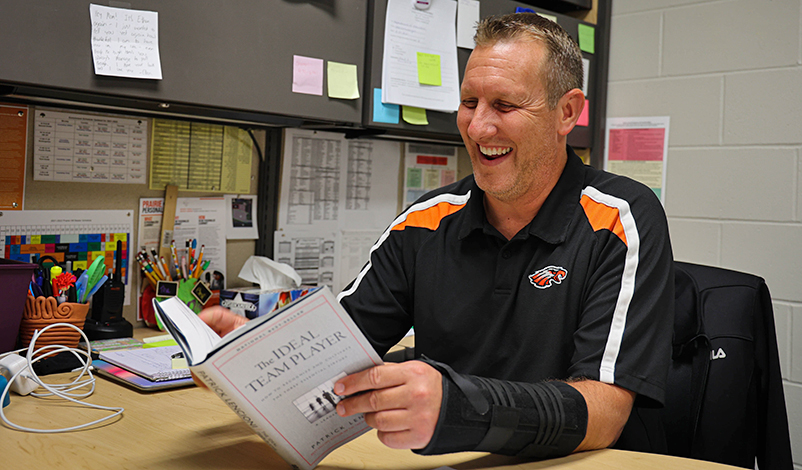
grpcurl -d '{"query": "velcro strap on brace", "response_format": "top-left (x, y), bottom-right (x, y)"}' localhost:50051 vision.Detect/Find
top-left (415, 358), bottom-right (588, 459)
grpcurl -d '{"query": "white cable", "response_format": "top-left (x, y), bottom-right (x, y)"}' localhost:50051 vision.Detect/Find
top-left (0, 322), bottom-right (124, 433)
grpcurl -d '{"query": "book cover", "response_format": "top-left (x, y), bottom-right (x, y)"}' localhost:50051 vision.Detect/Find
top-left (153, 286), bottom-right (383, 470)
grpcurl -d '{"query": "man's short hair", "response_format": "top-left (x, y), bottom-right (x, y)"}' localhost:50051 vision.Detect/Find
top-left (474, 13), bottom-right (584, 109)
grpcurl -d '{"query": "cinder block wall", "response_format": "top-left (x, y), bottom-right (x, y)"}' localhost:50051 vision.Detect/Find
top-left (606, 0), bottom-right (802, 465)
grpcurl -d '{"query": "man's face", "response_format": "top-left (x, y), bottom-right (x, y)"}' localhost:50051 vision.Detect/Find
top-left (457, 40), bottom-right (564, 204)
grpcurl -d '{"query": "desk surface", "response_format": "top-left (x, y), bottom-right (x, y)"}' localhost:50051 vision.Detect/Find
top-left (1, 370), bottom-right (739, 470)
top-left (1, 330), bottom-right (737, 469)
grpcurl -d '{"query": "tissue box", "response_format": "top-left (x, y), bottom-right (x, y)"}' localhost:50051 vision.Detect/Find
top-left (219, 286), bottom-right (313, 320)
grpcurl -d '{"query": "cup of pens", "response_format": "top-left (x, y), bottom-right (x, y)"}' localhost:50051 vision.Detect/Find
top-left (19, 295), bottom-right (90, 355)
top-left (22, 255), bottom-right (109, 354)
top-left (138, 239), bottom-right (213, 329)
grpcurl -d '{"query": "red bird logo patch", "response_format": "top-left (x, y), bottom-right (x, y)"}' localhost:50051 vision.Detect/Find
top-left (529, 266), bottom-right (568, 289)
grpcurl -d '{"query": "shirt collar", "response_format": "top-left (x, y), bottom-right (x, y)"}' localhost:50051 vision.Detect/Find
top-left (457, 146), bottom-right (585, 245)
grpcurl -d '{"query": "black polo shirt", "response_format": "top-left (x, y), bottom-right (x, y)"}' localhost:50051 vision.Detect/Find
top-left (338, 147), bottom-right (674, 405)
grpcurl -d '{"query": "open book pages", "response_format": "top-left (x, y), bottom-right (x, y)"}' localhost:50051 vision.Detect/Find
top-left (152, 295), bottom-right (222, 365)
top-left (152, 287), bottom-right (383, 470)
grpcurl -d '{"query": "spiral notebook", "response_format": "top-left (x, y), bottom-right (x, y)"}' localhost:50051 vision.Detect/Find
top-left (98, 345), bottom-right (190, 382)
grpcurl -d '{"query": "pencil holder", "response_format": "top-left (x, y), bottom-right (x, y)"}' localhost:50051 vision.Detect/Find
top-left (154, 278), bottom-right (209, 330)
top-left (19, 295), bottom-right (90, 356)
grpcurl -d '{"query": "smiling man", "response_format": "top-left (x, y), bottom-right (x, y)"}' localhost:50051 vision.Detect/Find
top-left (332, 13), bottom-right (674, 459)
top-left (202, 12), bottom-right (675, 462)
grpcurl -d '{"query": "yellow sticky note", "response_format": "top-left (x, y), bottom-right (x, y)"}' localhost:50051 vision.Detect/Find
top-left (327, 61), bottom-right (360, 100)
top-left (578, 24), bottom-right (595, 54)
top-left (402, 106), bottom-right (428, 125)
top-left (105, 241), bottom-right (117, 251)
top-left (114, 233), bottom-right (126, 242)
top-left (417, 52), bottom-right (442, 86)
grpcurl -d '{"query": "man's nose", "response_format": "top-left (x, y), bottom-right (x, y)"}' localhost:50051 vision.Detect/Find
top-left (467, 104), bottom-right (498, 141)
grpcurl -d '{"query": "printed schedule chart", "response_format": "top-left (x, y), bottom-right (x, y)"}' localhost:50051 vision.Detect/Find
top-left (33, 109), bottom-right (148, 183)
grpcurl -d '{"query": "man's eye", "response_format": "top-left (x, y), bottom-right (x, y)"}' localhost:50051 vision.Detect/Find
top-left (496, 103), bottom-right (515, 112)
top-left (461, 100), bottom-right (477, 109)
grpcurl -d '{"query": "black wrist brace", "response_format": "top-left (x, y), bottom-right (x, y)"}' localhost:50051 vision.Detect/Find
top-left (415, 358), bottom-right (588, 459)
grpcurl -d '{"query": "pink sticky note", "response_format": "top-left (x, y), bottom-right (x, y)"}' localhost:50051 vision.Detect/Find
top-left (577, 99), bottom-right (590, 127)
top-left (292, 55), bottom-right (324, 96)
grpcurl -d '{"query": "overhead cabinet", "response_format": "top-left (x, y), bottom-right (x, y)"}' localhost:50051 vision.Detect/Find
top-left (0, 0), bottom-right (367, 127)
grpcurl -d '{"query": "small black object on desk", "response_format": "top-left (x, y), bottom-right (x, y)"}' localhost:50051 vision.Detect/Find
top-left (84, 240), bottom-right (133, 340)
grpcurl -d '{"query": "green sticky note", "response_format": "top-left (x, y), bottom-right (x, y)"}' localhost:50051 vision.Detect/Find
top-left (142, 339), bottom-right (179, 348)
top-left (417, 52), bottom-right (442, 86)
top-left (578, 24), bottom-right (595, 54)
top-left (402, 106), bottom-right (428, 125)
top-left (327, 61), bottom-right (360, 99)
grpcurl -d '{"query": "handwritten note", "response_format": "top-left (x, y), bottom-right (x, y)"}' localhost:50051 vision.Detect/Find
top-left (90, 4), bottom-right (163, 80)
top-left (417, 52), bottom-right (442, 86)
top-left (292, 55), bottom-right (324, 96)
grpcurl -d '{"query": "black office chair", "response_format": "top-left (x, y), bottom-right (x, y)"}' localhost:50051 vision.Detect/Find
top-left (663, 262), bottom-right (793, 469)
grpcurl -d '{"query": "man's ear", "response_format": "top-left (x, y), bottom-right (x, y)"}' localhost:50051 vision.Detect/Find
top-left (556, 89), bottom-right (586, 136)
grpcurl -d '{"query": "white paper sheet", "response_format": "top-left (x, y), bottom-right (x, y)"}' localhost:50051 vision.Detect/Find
top-left (457, 0), bottom-right (480, 50)
top-left (273, 230), bottom-right (338, 293)
top-left (381, 0), bottom-right (460, 112)
top-left (339, 229), bottom-right (383, 294)
top-left (172, 197), bottom-right (227, 289)
top-left (33, 108), bottom-right (148, 183)
top-left (277, 129), bottom-right (401, 233)
top-left (90, 4), bottom-right (162, 80)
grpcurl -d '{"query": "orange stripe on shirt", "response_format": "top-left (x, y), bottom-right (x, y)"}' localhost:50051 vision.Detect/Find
top-left (392, 201), bottom-right (467, 231)
top-left (580, 194), bottom-right (628, 246)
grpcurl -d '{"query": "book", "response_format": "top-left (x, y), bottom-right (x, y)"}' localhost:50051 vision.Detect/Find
top-left (98, 345), bottom-right (191, 382)
top-left (153, 286), bottom-right (383, 470)
top-left (92, 359), bottom-right (195, 391)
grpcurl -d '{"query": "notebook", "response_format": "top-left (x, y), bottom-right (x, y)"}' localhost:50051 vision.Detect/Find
top-left (98, 345), bottom-right (190, 382)
top-left (93, 360), bottom-right (195, 391)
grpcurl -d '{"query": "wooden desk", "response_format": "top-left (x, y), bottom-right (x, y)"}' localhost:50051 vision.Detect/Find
top-left (1, 369), bottom-right (738, 470)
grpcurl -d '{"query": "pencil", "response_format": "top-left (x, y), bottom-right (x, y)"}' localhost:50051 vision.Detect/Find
top-left (160, 256), bottom-right (173, 281)
top-left (192, 245), bottom-right (205, 278)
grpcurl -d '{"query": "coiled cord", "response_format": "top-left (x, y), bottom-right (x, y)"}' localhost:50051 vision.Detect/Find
top-left (0, 322), bottom-right (124, 433)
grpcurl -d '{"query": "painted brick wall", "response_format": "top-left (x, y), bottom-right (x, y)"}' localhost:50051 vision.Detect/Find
top-left (606, 0), bottom-right (802, 466)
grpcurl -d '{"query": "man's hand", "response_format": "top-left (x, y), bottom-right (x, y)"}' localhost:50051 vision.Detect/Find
top-left (193, 306), bottom-right (247, 388)
top-left (198, 305), bottom-right (247, 336)
top-left (334, 361), bottom-right (443, 450)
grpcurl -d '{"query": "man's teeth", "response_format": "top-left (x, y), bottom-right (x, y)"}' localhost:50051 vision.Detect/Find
top-left (479, 146), bottom-right (512, 157)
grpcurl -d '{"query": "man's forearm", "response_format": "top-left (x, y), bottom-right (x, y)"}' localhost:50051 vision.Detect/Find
top-left (416, 359), bottom-right (590, 459)
top-left (564, 379), bottom-right (635, 451)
